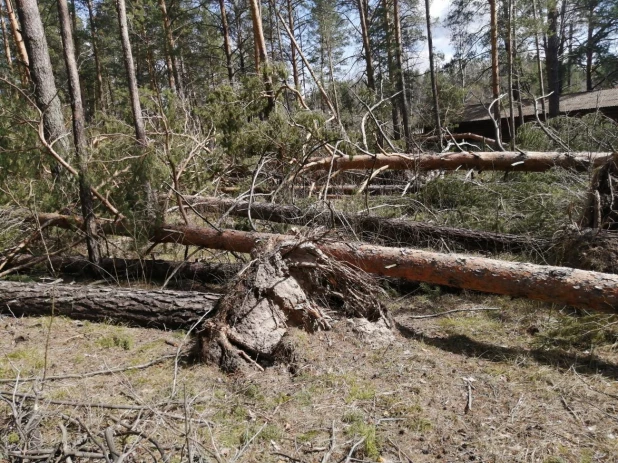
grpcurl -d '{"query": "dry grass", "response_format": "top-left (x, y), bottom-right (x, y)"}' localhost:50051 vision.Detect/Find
top-left (1, 291), bottom-right (617, 462)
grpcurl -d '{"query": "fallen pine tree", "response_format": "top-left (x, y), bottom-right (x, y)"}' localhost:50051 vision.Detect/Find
top-left (179, 196), bottom-right (552, 254)
top-left (0, 280), bottom-right (219, 329)
top-left (18, 213), bottom-right (618, 312)
top-left (301, 151), bottom-right (614, 173)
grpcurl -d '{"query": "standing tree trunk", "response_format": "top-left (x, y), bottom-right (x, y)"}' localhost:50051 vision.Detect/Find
top-left (219, 0), bottom-right (234, 83)
top-left (489, 0), bottom-right (502, 144)
top-left (15, 0), bottom-right (70, 163)
top-left (531, 0), bottom-right (546, 118)
top-left (56, 0), bottom-right (100, 267)
top-left (286, 0), bottom-right (299, 91)
top-left (585, 1), bottom-right (594, 91)
top-left (234, 4), bottom-right (246, 74)
top-left (357, 0), bottom-right (375, 91)
top-left (249, 0), bottom-right (274, 117)
top-left (85, 0), bottom-right (104, 111)
top-left (424, 0), bottom-right (442, 146)
top-left (392, 0), bottom-right (411, 151)
top-left (382, 0), bottom-right (400, 139)
top-left (506, 0), bottom-right (516, 148)
top-left (115, 0), bottom-right (146, 145)
top-left (158, 0), bottom-right (182, 95)
top-left (5, 0), bottom-right (29, 84)
top-left (546, 0), bottom-right (561, 117)
top-left (0, 0), bottom-right (13, 73)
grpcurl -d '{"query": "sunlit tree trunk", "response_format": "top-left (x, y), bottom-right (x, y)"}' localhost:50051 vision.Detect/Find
top-left (158, 0), bottom-right (183, 94)
top-left (424, 0), bottom-right (442, 146)
top-left (489, 0), bottom-right (501, 144)
top-left (57, 0), bottom-right (100, 267)
top-left (506, 0), bottom-right (515, 148)
top-left (531, 0), bottom-right (546, 118)
top-left (286, 0), bottom-right (299, 90)
top-left (546, 0), bottom-right (561, 117)
top-left (393, 0), bottom-right (411, 151)
top-left (5, 0), bottom-right (29, 84)
top-left (15, 0), bottom-right (70, 163)
top-left (357, 0), bottom-right (375, 91)
top-left (249, 0), bottom-right (274, 116)
top-left (382, 0), bottom-right (400, 139)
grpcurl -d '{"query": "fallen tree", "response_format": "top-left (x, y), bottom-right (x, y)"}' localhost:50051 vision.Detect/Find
top-left (180, 196), bottom-right (552, 254)
top-left (20, 212), bottom-right (618, 312)
top-left (0, 281), bottom-right (219, 329)
top-left (8, 255), bottom-right (240, 284)
top-left (301, 151), bottom-right (614, 173)
top-left (152, 224), bottom-right (618, 313)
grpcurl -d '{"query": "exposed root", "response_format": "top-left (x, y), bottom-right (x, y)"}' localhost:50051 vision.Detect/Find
top-left (198, 237), bottom-right (388, 373)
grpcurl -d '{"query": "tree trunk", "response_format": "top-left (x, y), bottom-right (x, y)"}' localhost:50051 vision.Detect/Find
top-left (85, 0), bottom-right (104, 111)
top-left (5, 0), bottom-right (29, 84)
top-left (15, 0), bottom-right (71, 163)
top-left (179, 196), bottom-right (553, 254)
top-left (24, 213), bottom-right (618, 312)
top-left (219, 0), bottom-right (234, 83)
top-left (506, 0), bottom-right (515, 148)
top-left (249, 0), bottom-right (274, 116)
top-left (532, 0), bottom-right (546, 118)
top-left (489, 0), bottom-right (501, 144)
top-left (301, 151), bottom-right (613, 173)
top-left (357, 0), bottom-right (375, 91)
top-left (382, 1), bottom-right (400, 139)
top-left (546, 0), bottom-right (561, 117)
top-left (115, 0), bottom-right (146, 146)
top-left (57, 0), bottom-right (100, 267)
top-left (424, 0), bottom-right (442, 145)
top-left (0, 0), bottom-right (13, 73)
top-left (150, 225), bottom-right (618, 313)
top-left (9, 255), bottom-right (240, 284)
top-left (0, 281), bottom-right (219, 329)
top-left (586, 1), bottom-right (594, 92)
top-left (286, 0), bottom-right (299, 91)
top-left (158, 0), bottom-right (182, 94)
top-left (392, 0), bottom-right (411, 151)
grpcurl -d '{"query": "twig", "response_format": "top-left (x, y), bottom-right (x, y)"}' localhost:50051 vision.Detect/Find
top-left (406, 307), bottom-right (501, 319)
top-left (0, 354), bottom-right (179, 384)
top-left (344, 437), bottom-right (365, 463)
top-left (321, 421), bottom-right (336, 463)
top-left (231, 422), bottom-right (267, 463)
top-left (464, 380), bottom-right (473, 414)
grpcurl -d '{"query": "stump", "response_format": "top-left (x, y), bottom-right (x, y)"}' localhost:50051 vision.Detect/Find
top-left (198, 238), bottom-right (389, 373)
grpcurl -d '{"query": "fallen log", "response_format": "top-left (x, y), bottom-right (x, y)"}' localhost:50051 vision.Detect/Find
top-left (152, 224), bottom-right (618, 313)
top-left (179, 196), bottom-right (552, 254)
top-left (24, 212), bottom-right (618, 312)
top-left (9, 255), bottom-right (241, 284)
top-left (301, 151), bottom-right (614, 173)
top-left (0, 281), bottom-right (219, 329)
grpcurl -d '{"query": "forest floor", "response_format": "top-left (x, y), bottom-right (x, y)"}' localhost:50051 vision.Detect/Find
top-left (1, 288), bottom-right (617, 463)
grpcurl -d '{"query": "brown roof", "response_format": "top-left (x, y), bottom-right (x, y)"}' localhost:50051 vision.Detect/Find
top-left (462, 88), bottom-right (618, 122)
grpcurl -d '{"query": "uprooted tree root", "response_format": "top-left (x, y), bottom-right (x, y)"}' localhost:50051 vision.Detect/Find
top-left (197, 238), bottom-right (389, 373)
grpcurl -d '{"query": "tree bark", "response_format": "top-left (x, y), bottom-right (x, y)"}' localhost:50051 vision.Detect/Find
top-left (158, 0), bottom-right (182, 94)
top-left (546, 0), bottom-right (561, 117)
top-left (5, 0), bottom-right (29, 84)
top-left (57, 0), bottom-right (100, 267)
top-left (219, 0), bottom-right (234, 83)
top-left (115, 0), bottom-right (146, 146)
top-left (286, 0), bottom-right (299, 91)
top-left (249, 0), bottom-right (274, 116)
top-left (506, 0), bottom-right (516, 148)
top-left (392, 0), bottom-right (411, 151)
top-left (0, 281), bottom-right (219, 329)
top-left (179, 196), bottom-right (553, 254)
top-left (22, 213), bottom-right (618, 312)
top-left (382, 0), bottom-right (400, 139)
top-left (0, 0), bottom-right (13, 73)
top-left (150, 225), bottom-right (618, 313)
top-left (301, 151), bottom-right (613, 173)
top-left (532, 0), bottom-right (546, 118)
top-left (85, 0), bottom-right (104, 111)
top-left (424, 0), bottom-right (442, 145)
top-left (357, 0), bottom-right (375, 91)
top-left (15, 0), bottom-right (71, 162)
top-left (9, 255), bottom-right (240, 284)
top-left (489, 0), bottom-right (501, 144)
